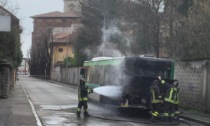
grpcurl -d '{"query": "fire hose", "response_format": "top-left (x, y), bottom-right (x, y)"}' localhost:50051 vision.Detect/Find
top-left (87, 109), bottom-right (192, 126)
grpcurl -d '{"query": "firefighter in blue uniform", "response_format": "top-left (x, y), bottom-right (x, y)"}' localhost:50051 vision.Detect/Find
top-left (77, 78), bottom-right (93, 118)
top-left (150, 80), bottom-right (163, 122)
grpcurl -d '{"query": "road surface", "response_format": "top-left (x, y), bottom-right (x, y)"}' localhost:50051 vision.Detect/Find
top-left (19, 76), bottom-right (203, 126)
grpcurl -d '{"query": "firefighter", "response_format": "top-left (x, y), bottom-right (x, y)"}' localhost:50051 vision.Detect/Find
top-left (173, 80), bottom-right (180, 120)
top-left (158, 77), bottom-right (176, 122)
top-left (77, 78), bottom-right (93, 118)
top-left (150, 80), bottom-right (163, 122)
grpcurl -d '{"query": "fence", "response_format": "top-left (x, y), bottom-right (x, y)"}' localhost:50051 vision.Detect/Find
top-left (51, 66), bottom-right (81, 86)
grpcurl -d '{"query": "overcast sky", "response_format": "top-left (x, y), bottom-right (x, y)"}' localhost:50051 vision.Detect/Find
top-left (15, 0), bottom-right (64, 57)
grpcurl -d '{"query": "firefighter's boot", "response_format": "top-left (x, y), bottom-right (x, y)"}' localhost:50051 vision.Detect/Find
top-left (84, 112), bottom-right (90, 117)
top-left (76, 111), bottom-right (80, 118)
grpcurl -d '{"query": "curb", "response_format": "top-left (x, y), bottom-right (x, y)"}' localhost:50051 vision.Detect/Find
top-left (180, 115), bottom-right (210, 126)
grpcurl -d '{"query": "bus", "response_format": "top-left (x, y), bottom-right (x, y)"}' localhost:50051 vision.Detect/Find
top-left (80, 56), bottom-right (175, 109)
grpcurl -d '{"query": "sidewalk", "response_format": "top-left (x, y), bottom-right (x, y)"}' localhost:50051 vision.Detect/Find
top-left (180, 108), bottom-right (210, 126)
top-left (0, 81), bottom-right (37, 126)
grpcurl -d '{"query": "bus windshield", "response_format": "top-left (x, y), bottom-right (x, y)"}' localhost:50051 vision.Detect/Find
top-left (124, 57), bottom-right (172, 79)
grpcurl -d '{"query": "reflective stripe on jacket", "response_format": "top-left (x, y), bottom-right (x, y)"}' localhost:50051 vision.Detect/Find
top-left (78, 85), bottom-right (93, 101)
top-left (150, 84), bottom-right (162, 103)
top-left (164, 85), bottom-right (176, 103)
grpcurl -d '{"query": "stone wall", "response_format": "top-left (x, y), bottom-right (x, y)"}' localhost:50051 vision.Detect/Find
top-left (174, 60), bottom-right (210, 112)
top-left (0, 65), bottom-right (12, 99)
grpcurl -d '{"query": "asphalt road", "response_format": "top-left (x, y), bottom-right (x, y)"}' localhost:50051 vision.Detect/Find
top-left (19, 76), bottom-right (204, 126)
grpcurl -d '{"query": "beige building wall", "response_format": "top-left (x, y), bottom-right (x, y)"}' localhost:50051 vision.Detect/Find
top-left (53, 44), bottom-right (74, 66)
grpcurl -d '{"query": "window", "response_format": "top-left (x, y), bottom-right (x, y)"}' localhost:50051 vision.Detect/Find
top-left (46, 27), bottom-right (53, 35)
top-left (58, 48), bottom-right (63, 52)
top-left (46, 27), bottom-right (53, 40)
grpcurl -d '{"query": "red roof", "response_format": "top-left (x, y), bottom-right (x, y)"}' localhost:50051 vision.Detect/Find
top-left (31, 11), bottom-right (81, 18)
top-left (53, 33), bottom-right (75, 42)
top-left (54, 33), bottom-right (69, 39)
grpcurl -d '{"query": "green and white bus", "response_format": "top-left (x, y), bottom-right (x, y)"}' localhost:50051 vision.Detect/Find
top-left (80, 56), bottom-right (175, 108)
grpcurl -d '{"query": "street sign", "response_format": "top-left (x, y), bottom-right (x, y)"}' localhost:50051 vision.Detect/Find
top-left (0, 15), bottom-right (11, 32)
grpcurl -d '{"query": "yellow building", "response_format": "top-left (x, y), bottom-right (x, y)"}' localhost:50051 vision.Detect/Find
top-left (51, 32), bottom-right (76, 67)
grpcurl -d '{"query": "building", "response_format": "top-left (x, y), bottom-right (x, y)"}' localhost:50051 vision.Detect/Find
top-left (18, 58), bottom-right (29, 75)
top-left (0, 5), bottom-right (22, 98)
top-left (31, 0), bottom-right (82, 71)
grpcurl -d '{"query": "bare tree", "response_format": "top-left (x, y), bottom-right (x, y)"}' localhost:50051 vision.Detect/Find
top-left (163, 0), bottom-right (210, 59)
top-left (79, 0), bottom-right (210, 60)
top-left (30, 32), bottom-right (51, 78)
top-left (0, 0), bottom-right (19, 14)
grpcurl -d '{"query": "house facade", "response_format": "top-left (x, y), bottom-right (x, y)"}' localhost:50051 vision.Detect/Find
top-left (0, 5), bottom-right (22, 97)
top-left (31, 0), bottom-right (82, 70)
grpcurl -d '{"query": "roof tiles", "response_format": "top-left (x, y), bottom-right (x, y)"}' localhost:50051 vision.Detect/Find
top-left (31, 11), bottom-right (82, 18)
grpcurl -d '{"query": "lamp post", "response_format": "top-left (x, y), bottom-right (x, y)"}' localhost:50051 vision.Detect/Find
top-left (83, 6), bottom-right (106, 56)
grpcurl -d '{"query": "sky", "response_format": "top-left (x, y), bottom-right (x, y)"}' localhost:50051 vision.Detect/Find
top-left (15, 0), bottom-right (64, 58)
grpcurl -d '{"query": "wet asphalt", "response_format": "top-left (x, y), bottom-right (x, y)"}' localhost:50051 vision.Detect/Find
top-left (8, 76), bottom-right (204, 126)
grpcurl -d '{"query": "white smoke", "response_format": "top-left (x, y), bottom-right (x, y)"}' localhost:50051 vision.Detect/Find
top-left (99, 21), bottom-right (135, 57)
top-left (83, 20), bottom-right (136, 59)
top-left (84, 20), bottom-right (136, 90)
